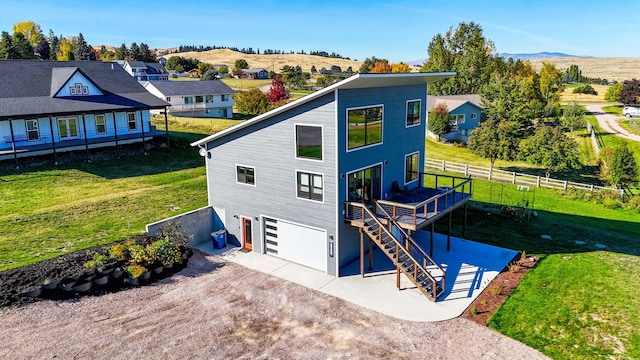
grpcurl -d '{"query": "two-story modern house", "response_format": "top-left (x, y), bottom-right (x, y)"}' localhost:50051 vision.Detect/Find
top-left (0, 60), bottom-right (170, 165)
top-left (187, 73), bottom-right (473, 301)
top-left (426, 94), bottom-right (484, 143)
top-left (143, 80), bottom-right (235, 118)
top-left (240, 68), bottom-right (269, 79)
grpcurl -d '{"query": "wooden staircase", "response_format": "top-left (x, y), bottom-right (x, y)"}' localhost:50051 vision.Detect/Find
top-left (347, 202), bottom-right (446, 301)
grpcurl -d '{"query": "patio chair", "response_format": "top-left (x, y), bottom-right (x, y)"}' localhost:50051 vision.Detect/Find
top-left (391, 181), bottom-right (405, 196)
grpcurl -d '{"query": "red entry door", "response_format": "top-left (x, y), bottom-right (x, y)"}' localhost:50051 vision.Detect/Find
top-left (242, 217), bottom-right (253, 250)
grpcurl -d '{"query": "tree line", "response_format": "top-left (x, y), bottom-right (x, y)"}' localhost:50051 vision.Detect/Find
top-left (174, 44), bottom-right (350, 59)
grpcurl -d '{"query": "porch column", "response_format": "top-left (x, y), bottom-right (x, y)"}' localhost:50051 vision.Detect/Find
top-left (368, 238), bottom-right (373, 271)
top-left (139, 110), bottom-right (145, 153)
top-left (447, 212), bottom-right (452, 252)
top-left (360, 229), bottom-right (364, 277)
top-left (48, 115), bottom-right (57, 165)
top-left (463, 203), bottom-right (468, 238)
top-left (396, 265), bottom-right (401, 290)
top-left (112, 112), bottom-right (119, 157)
top-left (81, 113), bottom-right (89, 160)
top-left (430, 222), bottom-right (434, 257)
top-left (164, 108), bottom-right (170, 149)
top-left (8, 118), bottom-right (18, 168)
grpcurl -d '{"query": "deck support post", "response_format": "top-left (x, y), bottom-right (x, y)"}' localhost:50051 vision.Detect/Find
top-left (430, 222), bottom-right (434, 257)
top-left (368, 238), bottom-right (373, 271)
top-left (463, 203), bottom-right (468, 238)
top-left (359, 229), bottom-right (364, 277)
top-left (396, 265), bottom-right (400, 290)
top-left (447, 212), bottom-right (452, 252)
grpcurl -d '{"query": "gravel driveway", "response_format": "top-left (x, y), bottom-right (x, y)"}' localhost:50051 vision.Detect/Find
top-left (586, 104), bottom-right (640, 142)
top-left (0, 252), bottom-right (548, 359)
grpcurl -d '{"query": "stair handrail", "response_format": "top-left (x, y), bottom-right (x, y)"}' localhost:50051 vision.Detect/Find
top-left (347, 201), bottom-right (440, 300)
top-left (375, 201), bottom-right (446, 291)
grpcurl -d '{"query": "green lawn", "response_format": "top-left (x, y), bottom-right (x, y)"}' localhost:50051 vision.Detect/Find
top-left (220, 78), bottom-right (272, 90)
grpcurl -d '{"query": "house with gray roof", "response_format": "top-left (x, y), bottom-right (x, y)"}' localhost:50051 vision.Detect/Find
top-left (144, 80), bottom-right (235, 118)
top-left (122, 60), bottom-right (169, 82)
top-left (426, 94), bottom-right (484, 143)
top-left (240, 68), bottom-right (269, 79)
top-left (0, 60), bottom-right (169, 165)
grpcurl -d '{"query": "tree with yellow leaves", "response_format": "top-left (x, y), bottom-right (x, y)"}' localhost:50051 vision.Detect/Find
top-left (370, 61), bottom-right (392, 73)
top-left (391, 62), bottom-right (411, 73)
top-left (57, 37), bottom-right (76, 61)
top-left (12, 21), bottom-right (43, 46)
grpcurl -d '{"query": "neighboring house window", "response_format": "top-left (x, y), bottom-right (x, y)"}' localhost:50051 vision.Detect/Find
top-left (405, 152), bottom-right (419, 184)
top-left (166, 96), bottom-right (171, 102)
top-left (57, 117), bottom-right (78, 139)
top-left (470, 113), bottom-right (477, 119)
top-left (195, 96), bottom-right (204, 103)
top-left (26, 119), bottom-right (39, 141)
top-left (95, 114), bottom-right (106, 134)
top-left (184, 96), bottom-right (193, 104)
top-left (297, 171), bottom-right (323, 201)
top-left (296, 125), bottom-right (322, 160)
top-left (127, 112), bottom-right (137, 130)
top-left (205, 95), bottom-right (214, 103)
top-left (455, 114), bottom-right (465, 124)
top-left (347, 105), bottom-right (383, 150)
top-left (236, 165), bottom-right (255, 185)
top-left (406, 100), bottom-right (421, 126)
top-left (221, 94), bottom-right (229, 101)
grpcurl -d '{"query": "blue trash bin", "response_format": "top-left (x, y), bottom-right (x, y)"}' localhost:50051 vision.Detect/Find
top-left (211, 229), bottom-right (227, 249)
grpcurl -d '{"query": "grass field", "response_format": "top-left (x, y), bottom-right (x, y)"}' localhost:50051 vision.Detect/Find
top-left (560, 84), bottom-right (609, 103)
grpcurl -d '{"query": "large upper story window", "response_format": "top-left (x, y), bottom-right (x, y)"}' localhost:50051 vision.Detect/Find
top-left (406, 100), bottom-right (421, 126)
top-left (347, 105), bottom-right (383, 150)
top-left (405, 152), bottom-right (419, 184)
top-left (236, 165), bottom-right (255, 185)
top-left (297, 171), bottom-right (323, 201)
top-left (296, 125), bottom-right (322, 160)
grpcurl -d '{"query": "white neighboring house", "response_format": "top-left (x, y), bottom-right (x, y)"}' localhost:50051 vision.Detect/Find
top-left (121, 61), bottom-right (169, 82)
top-left (143, 80), bottom-right (235, 118)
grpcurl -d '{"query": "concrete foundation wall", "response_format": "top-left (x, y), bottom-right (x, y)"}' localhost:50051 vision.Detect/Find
top-left (146, 206), bottom-right (223, 247)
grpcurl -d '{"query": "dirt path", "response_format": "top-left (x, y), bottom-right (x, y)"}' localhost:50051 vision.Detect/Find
top-left (0, 252), bottom-right (548, 359)
top-left (586, 104), bottom-right (640, 142)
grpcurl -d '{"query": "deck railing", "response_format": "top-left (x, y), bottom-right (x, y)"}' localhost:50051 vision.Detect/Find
top-left (376, 173), bottom-right (472, 229)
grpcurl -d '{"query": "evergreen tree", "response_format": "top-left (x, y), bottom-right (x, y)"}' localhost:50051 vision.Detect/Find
top-left (73, 33), bottom-right (92, 60)
top-left (129, 42), bottom-right (141, 60)
top-left (115, 43), bottom-right (127, 60)
top-left (0, 31), bottom-right (15, 59)
top-left (13, 32), bottom-right (36, 59)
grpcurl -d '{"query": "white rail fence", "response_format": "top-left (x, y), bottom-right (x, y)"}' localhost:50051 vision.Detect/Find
top-left (586, 121), bottom-right (601, 155)
top-left (425, 158), bottom-right (623, 197)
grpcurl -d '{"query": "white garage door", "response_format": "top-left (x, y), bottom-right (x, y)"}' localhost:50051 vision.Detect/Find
top-left (263, 217), bottom-right (327, 272)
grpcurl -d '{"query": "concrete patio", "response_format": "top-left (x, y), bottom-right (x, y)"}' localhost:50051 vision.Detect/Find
top-left (193, 233), bottom-right (517, 322)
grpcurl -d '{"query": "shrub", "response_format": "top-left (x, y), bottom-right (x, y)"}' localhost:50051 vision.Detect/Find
top-left (126, 264), bottom-right (147, 279)
top-left (147, 238), bottom-right (181, 266)
top-left (128, 244), bottom-right (152, 264)
top-left (572, 84), bottom-right (598, 95)
top-left (155, 222), bottom-right (194, 247)
top-left (109, 240), bottom-right (135, 261)
top-left (83, 252), bottom-right (109, 269)
top-left (470, 305), bottom-right (478, 316)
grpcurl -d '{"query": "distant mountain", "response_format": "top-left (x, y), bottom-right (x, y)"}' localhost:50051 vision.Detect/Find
top-left (498, 52), bottom-right (578, 60)
top-left (406, 59), bottom-right (427, 67)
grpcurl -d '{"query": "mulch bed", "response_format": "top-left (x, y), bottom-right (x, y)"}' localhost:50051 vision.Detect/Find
top-left (0, 235), bottom-right (153, 308)
top-left (461, 253), bottom-right (539, 325)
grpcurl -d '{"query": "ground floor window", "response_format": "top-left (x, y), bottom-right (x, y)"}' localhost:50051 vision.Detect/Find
top-left (95, 114), bottom-right (106, 134)
top-left (297, 171), bottom-right (323, 201)
top-left (405, 152), bottom-right (419, 184)
top-left (347, 164), bottom-right (381, 204)
top-left (127, 112), bottom-right (137, 130)
top-left (26, 119), bottom-right (39, 141)
top-left (57, 117), bottom-right (78, 139)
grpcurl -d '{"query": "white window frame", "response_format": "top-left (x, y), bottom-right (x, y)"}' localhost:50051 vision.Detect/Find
top-left (95, 114), bottom-right (107, 135)
top-left (57, 117), bottom-right (79, 139)
top-left (127, 112), bottom-right (137, 131)
top-left (404, 151), bottom-right (420, 185)
top-left (405, 99), bottom-right (421, 127)
top-left (236, 164), bottom-right (256, 186)
top-left (25, 119), bottom-right (40, 141)
top-left (294, 123), bottom-right (323, 162)
top-left (470, 113), bottom-right (477, 119)
top-left (296, 170), bottom-right (324, 203)
top-left (346, 104), bottom-right (384, 152)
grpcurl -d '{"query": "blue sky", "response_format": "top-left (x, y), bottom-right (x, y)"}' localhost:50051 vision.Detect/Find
top-left (1, 0), bottom-right (639, 62)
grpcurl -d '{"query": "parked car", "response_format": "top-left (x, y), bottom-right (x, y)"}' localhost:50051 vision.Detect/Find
top-left (622, 106), bottom-right (640, 117)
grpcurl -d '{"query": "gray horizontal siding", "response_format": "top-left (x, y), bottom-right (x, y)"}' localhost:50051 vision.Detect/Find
top-left (205, 93), bottom-right (338, 275)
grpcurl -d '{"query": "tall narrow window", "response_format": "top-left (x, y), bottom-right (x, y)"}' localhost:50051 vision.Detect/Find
top-left (57, 117), bottom-right (78, 139)
top-left (347, 105), bottom-right (383, 150)
top-left (95, 114), bottom-right (106, 134)
top-left (295, 125), bottom-right (322, 160)
top-left (26, 119), bottom-right (39, 141)
top-left (297, 171), bottom-right (323, 201)
top-left (405, 152), bottom-right (419, 184)
top-left (406, 100), bottom-right (421, 126)
top-left (236, 165), bottom-right (255, 185)
top-left (127, 113), bottom-right (137, 130)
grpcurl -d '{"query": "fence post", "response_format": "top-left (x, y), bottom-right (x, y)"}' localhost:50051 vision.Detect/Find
top-left (512, 172), bottom-right (516, 184)
top-left (441, 160), bottom-right (445, 171)
top-left (488, 166), bottom-right (492, 180)
top-left (464, 164), bottom-right (468, 176)
top-left (564, 180), bottom-right (568, 190)
top-left (590, 184), bottom-right (594, 192)
top-left (536, 176), bottom-right (540, 188)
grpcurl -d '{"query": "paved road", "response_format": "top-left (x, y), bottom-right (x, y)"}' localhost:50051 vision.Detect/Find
top-left (585, 104), bottom-right (640, 142)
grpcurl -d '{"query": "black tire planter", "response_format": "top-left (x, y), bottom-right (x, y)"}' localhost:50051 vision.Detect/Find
top-left (20, 287), bottom-right (43, 298)
top-left (124, 277), bottom-right (140, 286)
top-left (111, 268), bottom-right (124, 280)
top-left (151, 266), bottom-right (164, 276)
top-left (97, 267), bottom-right (114, 277)
top-left (43, 280), bottom-right (61, 291)
top-left (93, 275), bottom-right (110, 286)
top-left (141, 271), bottom-right (152, 282)
top-left (58, 277), bottom-right (80, 292)
top-left (72, 281), bottom-right (93, 293)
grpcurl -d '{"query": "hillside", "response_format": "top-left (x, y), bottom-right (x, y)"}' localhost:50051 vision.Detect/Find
top-left (169, 48), bottom-right (362, 73)
top-left (530, 57), bottom-right (639, 82)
